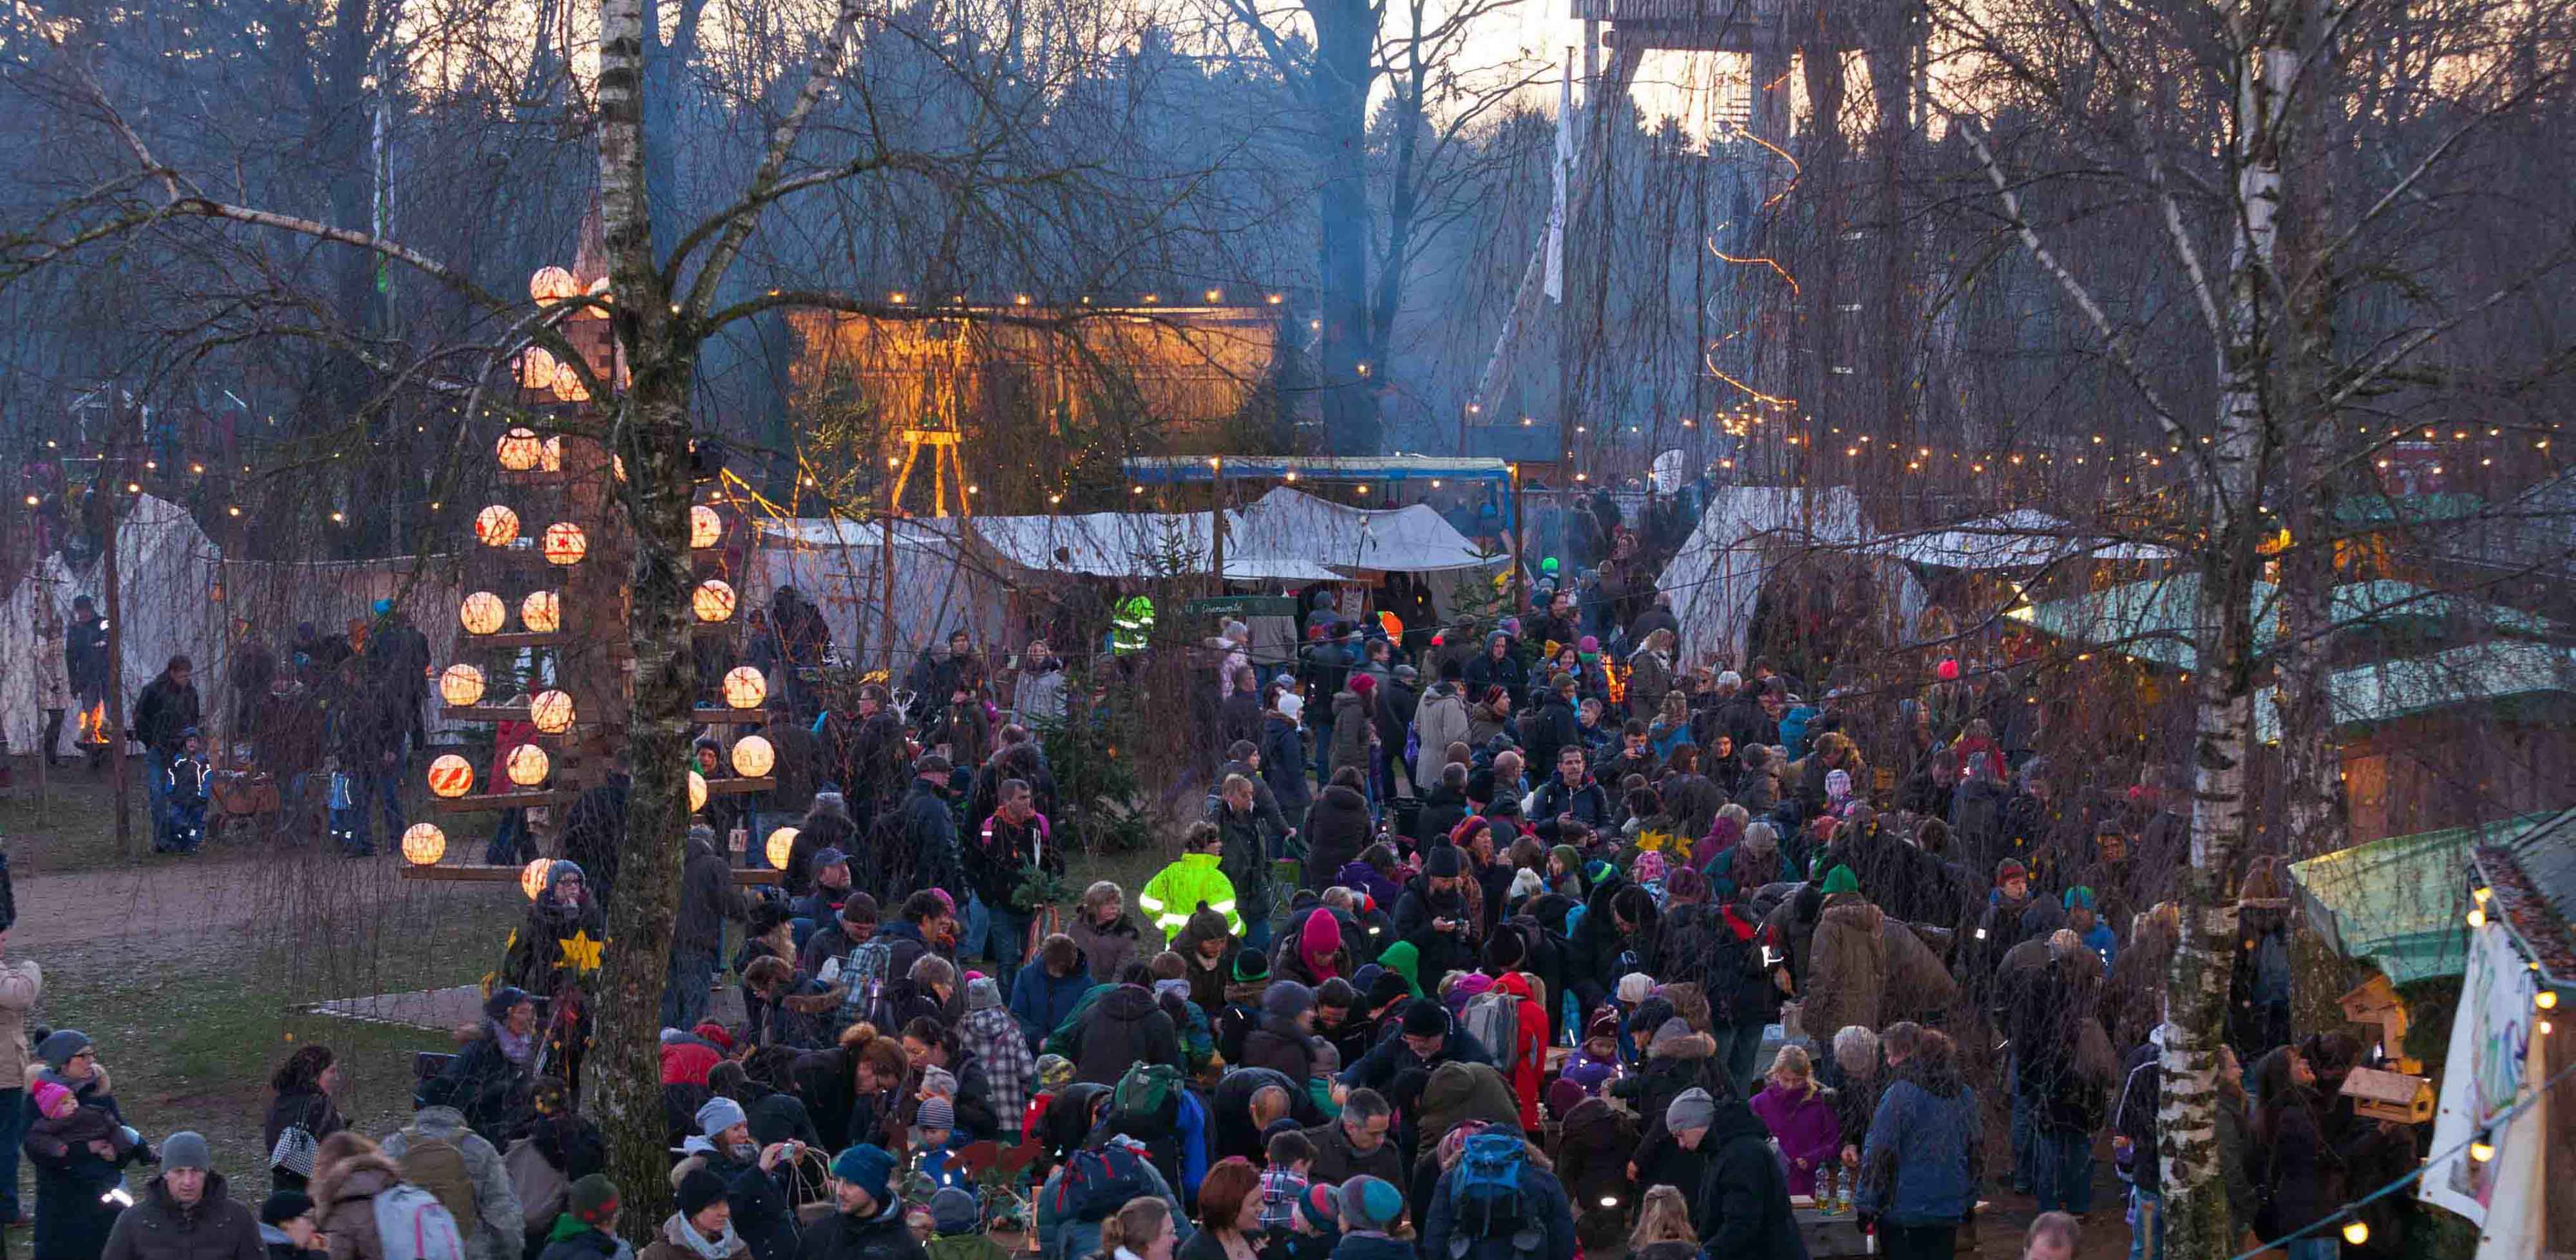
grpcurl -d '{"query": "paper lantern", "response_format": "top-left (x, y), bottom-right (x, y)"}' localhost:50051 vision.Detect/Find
top-left (731, 734), bottom-right (775, 778)
top-left (691, 505), bottom-right (723, 549)
top-left (721, 666), bottom-right (767, 710)
top-left (692, 579), bottom-right (737, 623)
top-left (426, 753), bottom-right (475, 798)
top-left (540, 435), bottom-right (564, 473)
top-left (529, 690), bottom-right (576, 735)
top-left (506, 742), bottom-right (551, 787)
top-left (475, 504), bottom-right (520, 547)
top-left (541, 522), bottom-right (588, 565)
top-left (401, 823), bottom-right (447, 866)
top-left (460, 591), bottom-right (507, 635)
top-left (549, 361), bottom-right (589, 402)
top-left (529, 265), bottom-right (580, 306)
top-left (517, 348), bottom-right (560, 393)
top-left (521, 590), bottom-right (561, 634)
top-left (521, 858), bottom-right (551, 900)
top-left (688, 771), bottom-right (708, 814)
top-left (496, 427), bottom-right (544, 470)
top-left (439, 664), bottom-right (487, 708)
top-left (766, 826), bottom-right (799, 870)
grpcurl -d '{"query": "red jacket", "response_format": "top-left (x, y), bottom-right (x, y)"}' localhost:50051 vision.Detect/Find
top-left (1492, 972), bottom-right (1551, 1130)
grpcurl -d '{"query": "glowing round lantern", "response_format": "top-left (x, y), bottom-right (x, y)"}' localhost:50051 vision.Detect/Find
top-left (460, 591), bottom-right (507, 635)
top-left (692, 579), bottom-right (737, 623)
top-left (766, 827), bottom-right (799, 871)
top-left (439, 664), bottom-right (487, 708)
top-left (529, 265), bottom-right (580, 306)
top-left (401, 823), bottom-right (447, 866)
top-left (721, 666), bottom-right (767, 710)
top-left (475, 505), bottom-right (520, 547)
top-left (517, 348), bottom-right (559, 392)
top-left (426, 753), bottom-right (475, 798)
top-left (496, 427), bottom-right (544, 470)
top-left (521, 590), bottom-right (561, 634)
top-left (529, 690), bottom-right (576, 735)
top-left (540, 435), bottom-right (564, 473)
top-left (731, 735), bottom-right (775, 779)
top-left (521, 858), bottom-right (551, 900)
top-left (506, 742), bottom-right (551, 787)
top-left (690, 505), bottom-right (723, 549)
top-left (688, 771), bottom-right (709, 814)
top-left (542, 522), bottom-right (588, 566)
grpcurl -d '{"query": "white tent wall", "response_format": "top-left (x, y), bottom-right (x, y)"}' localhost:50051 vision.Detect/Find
top-left (2, 494), bottom-right (229, 757)
top-left (1654, 485), bottom-right (1929, 666)
top-left (745, 520), bottom-right (1006, 666)
top-left (214, 554), bottom-right (468, 737)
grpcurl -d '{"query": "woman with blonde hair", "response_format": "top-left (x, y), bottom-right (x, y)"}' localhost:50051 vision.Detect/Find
top-left (1626, 1185), bottom-right (1698, 1260)
top-left (1068, 881), bottom-right (1144, 983)
top-left (1096, 1196), bottom-right (1179, 1260)
top-left (1748, 1044), bottom-right (1842, 1198)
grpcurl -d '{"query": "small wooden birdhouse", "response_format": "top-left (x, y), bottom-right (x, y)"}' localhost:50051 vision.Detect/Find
top-left (2342, 1066), bottom-right (2436, 1125)
top-left (2340, 973), bottom-right (2420, 1073)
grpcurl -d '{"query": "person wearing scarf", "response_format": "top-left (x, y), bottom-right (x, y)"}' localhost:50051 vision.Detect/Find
top-left (641, 1170), bottom-right (748, 1260)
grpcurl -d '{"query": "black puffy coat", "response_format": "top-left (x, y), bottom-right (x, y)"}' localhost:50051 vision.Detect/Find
top-left (1687, 1102), bottom-right (1806, 1260)
top-left (1064, 984), bottom-right (1182, 1086)
top-left (99, 1174), bottom-right (263, 1260)
top-left (1391, 876), bottom-right (1479, 984)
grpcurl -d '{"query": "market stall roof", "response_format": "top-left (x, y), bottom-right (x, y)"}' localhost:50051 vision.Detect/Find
top-left (2289, 813), bottom-right (2552, 984)
top-left (2471, 807), bottom-right (2576, 985)
top-left (2004, 574), bottom-right (2561, 670)
top-left (1230, 486), bottom-right (1502, 574)
top-left (1121, 455), bottom-right (1515, 485)
top-left (2253, 639), bottom-right (2576, 742)
top-left (1866, 509), bottom-right (2175, 569)
top-left (1654, 485), bottom-right (1928, 664)
top-left (968, 509), bottom-right (1341, 582)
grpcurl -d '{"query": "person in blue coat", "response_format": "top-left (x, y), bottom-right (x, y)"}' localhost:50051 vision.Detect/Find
top-left (1418, 1138), bottom-right (1578, 1260)
top-left (1855, 1030), bottom-right (1984, 1260)
top-left (1009, 936), bottom-right (1095, 1054)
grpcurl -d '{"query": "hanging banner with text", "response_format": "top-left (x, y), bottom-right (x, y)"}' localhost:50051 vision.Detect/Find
top-left (2420, 917), bottom-right (2544, 1257)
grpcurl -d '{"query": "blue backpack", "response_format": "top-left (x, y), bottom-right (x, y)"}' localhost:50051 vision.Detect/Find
top-left (1446, 1131), bottom-right (1540, 1254)
top-left (1050, 1139), bottom-right (1155, 1223)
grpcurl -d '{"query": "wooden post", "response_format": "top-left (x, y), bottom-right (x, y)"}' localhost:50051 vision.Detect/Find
top-left (102, 402), bottom-right (133, 858)
top-left (879, 504), bottom-right (896, 673)
top-left (1510, 462), bottom-right (1526, 617)
top-left (1209, 457), bottom-right (1226, 587)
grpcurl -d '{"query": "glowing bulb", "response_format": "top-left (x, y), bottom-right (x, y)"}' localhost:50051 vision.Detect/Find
top-left (529, 690), bottom-right (576, 735)
top-left (541, 522), bottom-right (588, 565)
top-left (521, 590), bottom-right (561, 634)
top-left (401, 823), bottom-right (447, 866)
top-left (496, 427), bottom-right (544, 470)
top-left (691, 504), bottom-right (723, 549)
top-left (2467, 908), bottom-right (2487, 929)
top-left (2470, 1139), bottom-right (2495, 1163)
top-left (426, 754), bottom-right (475, 798)
top-left (694, 579), bottom-right (738, 622)
top-left (2474, 886), bottom-right (2492, 905)
top-left (689, 771), bottom-right (709, 814)
top-left (459, 592), bottom-right (507, 635)
top-left (766, 827), bottom-right (799, 870)
top-left (731, 734), bottom-right (776, 778)
top-left (2539, 990), bottom-right (2560, 1011)
top-left (2341, 1221), bottom-right (2369, 1246)
top-left (506, 743), bottom-right (551, 787)
top-left (722, 666), bottom-right (768, 710)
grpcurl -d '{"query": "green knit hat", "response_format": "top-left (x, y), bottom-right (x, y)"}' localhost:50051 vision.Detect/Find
top-left (1821, 865), bottom-right (1859, 896)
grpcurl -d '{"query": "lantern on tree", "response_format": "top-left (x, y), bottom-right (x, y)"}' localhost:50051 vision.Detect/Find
top-left (721, 666), bottom-right (767, 710)
top-left (688, 771), bottom-right (709, 814)
top-left (692, 579), bottom-right (737, 622)
top-left (541, 436), bottom-right (564, 473)
top-left (426, 754), bottom-right (475, 798)
top-left (529, 690), bottom-right (576, 735)
top-left (731, 735), bottom-right (775, 778)
top-left (496, 428), bottom-right (544, 470)
top-left (691, 505), bottom-right (723, 549)
top-left (401, 823), bottom-right (447, 866)
top-left (521, 590), bottom-right (561, 634)
top-left (475, 505), bottom-right (520, 547)
top-left (529, 265), bottom-right (580, 306)
top-left (542, 522), bottom-right (588, 565)
top-left (520, 858), bottom-right (551, 900)
top-left (439, 664), bottom-right (487, 708)
top-left (516, 348), bottom-right (560, 393)
top-left (506, 742), bottom-right (551, 787)
top-left (766, 827), bottom-right (799, 870)
top-left (460, 592), bottom-right (507, 635)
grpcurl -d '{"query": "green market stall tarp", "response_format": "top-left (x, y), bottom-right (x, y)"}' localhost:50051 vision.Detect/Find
top-left (2287, 814), bottom-right (2553, 984)
top-left (2003, 575), bottom-right (2559, 671)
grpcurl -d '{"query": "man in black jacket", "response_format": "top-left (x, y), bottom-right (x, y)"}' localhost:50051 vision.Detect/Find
top-left (1372, 665), bottom-right (1420, 800)
top-left (963, 779), bottom-right (1057, 972)
top-left (797, 1147), bottom-right (923, 1260)
top-left (1392, 847), bottom-right (1481, 981)
top-left (1338, 999), bottom-right (1492, 1093)
top-left (1679, 1095), bottom-right (1805, 1259)
top-left (1523, 675), bottom-right (1582, 778)
top-left (100, 1132), bottom-right (261, 1260)
top-left (896, 756), bottom-right (962, 899)
top-left (133, 655), bottom-right (201, 851)
top-left (669, 825), bottom-right (748, 1031)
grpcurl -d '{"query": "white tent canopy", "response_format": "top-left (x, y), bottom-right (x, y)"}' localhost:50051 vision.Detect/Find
top-left (1654, 486), bottom-right (1929, 666)
top-left (1230, 487), bottom-right (1501, 576)
top-left (1868, 509), bottom-right (2175, 569)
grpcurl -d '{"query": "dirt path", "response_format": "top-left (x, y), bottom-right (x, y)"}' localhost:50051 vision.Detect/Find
top-left (8, 851), bottom-right (500, 948)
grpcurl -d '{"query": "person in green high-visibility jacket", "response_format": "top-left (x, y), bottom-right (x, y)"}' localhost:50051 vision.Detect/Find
top-left (1109, 595), bottom-right (1155, 655)
top-left (1137, 821), bottom-right (1239, 942)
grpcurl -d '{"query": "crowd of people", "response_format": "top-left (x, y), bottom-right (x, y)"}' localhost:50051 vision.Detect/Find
top-left (20, 502), bottom-right (2418, 1260)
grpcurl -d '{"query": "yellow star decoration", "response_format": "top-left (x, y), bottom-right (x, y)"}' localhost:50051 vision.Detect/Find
top-left (558, 930), bottom-right (606, 974)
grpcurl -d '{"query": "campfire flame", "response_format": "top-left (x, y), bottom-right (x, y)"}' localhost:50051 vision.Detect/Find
top-left (75, 701), bottom-right (108, 747)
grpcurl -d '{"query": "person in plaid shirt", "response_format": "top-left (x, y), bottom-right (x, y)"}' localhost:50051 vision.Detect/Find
top-left (1257, 1130), bottom-right (1315, 1234)
top-left (956, 976), bottom-right (1036, 1141)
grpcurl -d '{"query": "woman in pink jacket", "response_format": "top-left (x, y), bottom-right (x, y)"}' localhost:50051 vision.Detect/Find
top-left (1748, 1044), bottom-right (1842, 1198)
